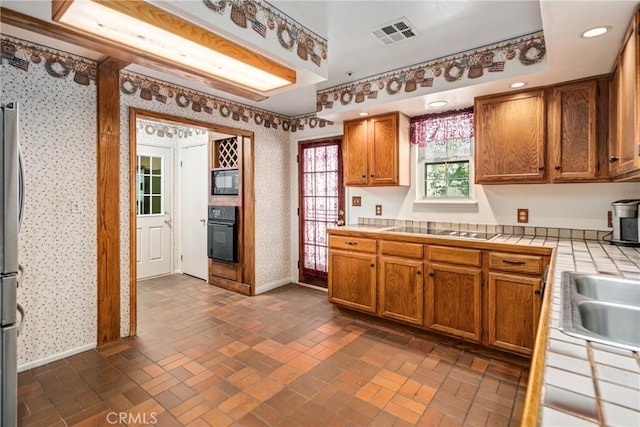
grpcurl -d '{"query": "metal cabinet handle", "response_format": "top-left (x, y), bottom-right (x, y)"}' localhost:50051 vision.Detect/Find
top-left (370, 174), bottom-right (375, 177)
top-left (554, 165), bottom-right (561, 171)
top-left (361, 174), bottom-right (366, 178)
top-left (370, 263), bottom-right (375, 268)
top-left (502, 260), bottom-right (526, 265)
top-left (429, 272), bottom-right (434, 277)
top-left (200, 218), bottom-right (206, 224)
top-left (609, 156), bottom-right (619, 163)
top-left (416, 271), bottom-right (422, 276)
top-left (345, 241), bottom-right (358, 246)
top-left (538, 166), bottom-right (544, 171)
top-left (534, 290), bottom-right (542, 296)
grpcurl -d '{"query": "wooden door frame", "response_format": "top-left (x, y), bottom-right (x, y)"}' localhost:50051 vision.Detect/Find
top-left (128, 108), bottom-right (255, 335)
top-left (297, 137), bottom-right (344, 286)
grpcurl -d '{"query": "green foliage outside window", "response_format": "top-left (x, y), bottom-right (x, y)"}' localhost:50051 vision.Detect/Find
top-left (425, 161), bottom-right (470, 198)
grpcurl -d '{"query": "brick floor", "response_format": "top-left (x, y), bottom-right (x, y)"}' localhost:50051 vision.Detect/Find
top-left (17, 275), bottom-right (528, 426)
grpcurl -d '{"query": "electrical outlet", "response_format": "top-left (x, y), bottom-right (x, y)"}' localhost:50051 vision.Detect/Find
top-left (375, 205), bottom-right (382, 216)
top-left (517, 208), bottom-right (529, 223)
top-left (352, 196), bottom-right (361, 207)
top-left (607, 210), bottom-right (613, 228)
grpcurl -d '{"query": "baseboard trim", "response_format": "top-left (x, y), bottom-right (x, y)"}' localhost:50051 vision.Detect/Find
top-left (297, 282), bottom-right (328, 292)
top-left (255, 278), bottom-right (291, 295)
top-left (18, 342), bottom-right (96, 372)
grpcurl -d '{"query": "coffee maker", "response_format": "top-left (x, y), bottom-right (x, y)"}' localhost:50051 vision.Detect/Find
top-left (611, 199), bottom-right (640, 247)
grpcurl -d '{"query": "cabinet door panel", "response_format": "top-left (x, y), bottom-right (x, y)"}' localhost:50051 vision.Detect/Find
top-left (368, 114), bottom-right (398, 185)
top-left (486, 272), bottom-right (541, 355)
top-left (328, 250), bottom-right (376, 313)
top-left (616, 18), bottom-right (639, 175)
top-left (475, 91), bottom-right (546, 183)
top-left (343, 120), bottom-right (368, 185)
top-left (549, 81), bottom-right (598, 181)
top-left (379, 257), bottom-right (423, 326)
top-left (426, 263), bottom-right (482, 342)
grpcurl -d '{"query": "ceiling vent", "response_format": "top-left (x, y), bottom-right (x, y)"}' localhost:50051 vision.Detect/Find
top-left (370, 18), bottom-right (420, 46)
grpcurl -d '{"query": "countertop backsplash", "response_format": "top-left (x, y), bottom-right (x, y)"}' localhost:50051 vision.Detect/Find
top-left (356, 217), bottom-right (611, 241)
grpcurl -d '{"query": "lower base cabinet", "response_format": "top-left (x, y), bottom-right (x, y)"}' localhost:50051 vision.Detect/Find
top-left (327, 232), bottom-right (549, 358)
top-left (328, 250), bottom-right (377, 313)
top-left (486, 272), bottom-right (542, 356)
top-left (379, 256), bottom-right (424, 326)
top-left (425, 263), bottom-right (482, 342)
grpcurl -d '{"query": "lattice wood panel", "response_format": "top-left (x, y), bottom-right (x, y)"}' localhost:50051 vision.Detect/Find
top-left (213, 137), bottom-right (238, 168)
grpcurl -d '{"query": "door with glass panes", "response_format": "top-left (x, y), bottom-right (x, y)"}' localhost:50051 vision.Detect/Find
top-left (136, 145), bottom-right (173, 279)
top-left (298, 139), bottom-right (344, 287)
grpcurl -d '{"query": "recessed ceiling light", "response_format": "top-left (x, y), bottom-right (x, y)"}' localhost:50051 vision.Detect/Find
top-left (428, 101), bottom-right (448, 108)
top-left (510, 82), bottom-right (526, 89)
top-left (359, 112), bottom-right (369, 116)
top-left (581, 26), bottom-right (610, 38)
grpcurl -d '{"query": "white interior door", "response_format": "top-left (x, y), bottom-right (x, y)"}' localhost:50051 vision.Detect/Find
top-left (180, 143), bottom-right (208, 280)
top-left (136, 145), bottom-right (173, 280)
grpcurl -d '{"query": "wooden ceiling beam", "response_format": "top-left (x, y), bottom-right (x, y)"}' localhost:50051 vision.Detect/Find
top-left (0, 7), bottom-right (270, 101)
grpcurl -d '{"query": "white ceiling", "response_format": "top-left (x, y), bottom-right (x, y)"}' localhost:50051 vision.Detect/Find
top-left (2, 1), bottom-right (639, 120)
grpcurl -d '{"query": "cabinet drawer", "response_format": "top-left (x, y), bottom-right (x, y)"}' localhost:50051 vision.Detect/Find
top-left (488, 252), bottom-right (543, 275)
top-left (380, 240), bottom-right (423, 259)
top-left (428, 245), bottom-right (482, 267)
top-left (329, 235), bottom-right (377, 253)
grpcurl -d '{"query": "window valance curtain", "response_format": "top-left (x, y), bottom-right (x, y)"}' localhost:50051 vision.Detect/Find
top-left (410, 107), bottom-right (474, 148)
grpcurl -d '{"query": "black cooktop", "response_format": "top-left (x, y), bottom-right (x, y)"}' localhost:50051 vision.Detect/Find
top-left (391, 227), bottom-right (497, 240)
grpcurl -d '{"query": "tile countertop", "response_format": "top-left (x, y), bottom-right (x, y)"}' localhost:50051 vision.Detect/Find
top-left (329, 226), bottom-right (640, 425)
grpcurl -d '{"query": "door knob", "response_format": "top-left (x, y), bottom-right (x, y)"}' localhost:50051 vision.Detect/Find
top-left (164, 219), bottom-right (172, 225)
top-left (200, 218), bottom-right (206, 224)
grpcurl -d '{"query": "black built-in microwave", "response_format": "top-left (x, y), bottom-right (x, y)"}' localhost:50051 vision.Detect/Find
top-left (211, 169), bottom-right (239, 195)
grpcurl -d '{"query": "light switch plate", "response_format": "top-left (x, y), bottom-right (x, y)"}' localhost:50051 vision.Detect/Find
top-left (375, 205), bottom-right (382, 216)
top-left (352, 196), bottom-right (361, 207)
top-left (517, 208), bottom-right (529, 223)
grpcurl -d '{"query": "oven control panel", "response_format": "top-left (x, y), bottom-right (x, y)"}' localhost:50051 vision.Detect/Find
top-left (208, 206), bottom-right (237, 222)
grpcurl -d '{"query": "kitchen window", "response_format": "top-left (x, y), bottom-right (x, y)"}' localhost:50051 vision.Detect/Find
top-left (411, 107), bottom-right (474, 200)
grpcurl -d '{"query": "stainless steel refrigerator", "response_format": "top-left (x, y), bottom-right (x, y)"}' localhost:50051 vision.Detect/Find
top-left (1, 102), bottom-right (25, 427)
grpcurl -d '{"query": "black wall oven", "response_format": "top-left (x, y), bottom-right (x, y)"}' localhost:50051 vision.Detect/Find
top-left (207, 206), bottom-right (238, 263)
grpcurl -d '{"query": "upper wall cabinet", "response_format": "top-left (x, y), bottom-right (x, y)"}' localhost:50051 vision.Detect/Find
top-left (609, 8), bottom-right (640, 181)
top-left (343, 112), bottom-right (410, 186)
top-left (474, 90), bottom-right (547, 184)
top-left (475, 77), bottom-right (610, 184)
top-left (548, 80), bottom-right (600, 182)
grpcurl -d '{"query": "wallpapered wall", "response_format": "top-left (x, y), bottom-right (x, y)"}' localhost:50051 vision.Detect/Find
top-left (2, 38), bottom-right (292, 365)
top-left (1, 61), bottom-right (98, 367)
top-left (119, 86), bottom-right (291, 336)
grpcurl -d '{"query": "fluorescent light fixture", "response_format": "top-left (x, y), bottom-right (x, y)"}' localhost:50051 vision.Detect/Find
top-left (428, 101), bottom-right (448, 108)
top-left (359, 112), bottom-right (369, 116)
top-left (510, 82), bottom-right (526, 88)
top-left (52, 0), bottom-right (296, 93)
top-left (581, 26), bottom-right (610, 38)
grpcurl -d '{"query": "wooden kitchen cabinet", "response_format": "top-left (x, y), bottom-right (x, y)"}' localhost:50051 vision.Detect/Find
top-left (485, 251), bottom-right (545, 356)
top-left (328, 235), bottom-right (377, 313)
top-left (548, 80), bottom-right (600, 181)
top-left (342, 112), bottom-right (410, 186)
top-left (425, 246), bottom-right (482, 342)
top-left (475, 90), bottom-right (547, 183)
top-left (378, 240), bottom-right (424, 326)
top-left (476, 77), bottom-right (610, 184)
top-left (379, 256), bottom-right (424, 326)
top-left (486, 272), bottom-right (542, 356)
top-left (609, 8), bottom-right (640, 181)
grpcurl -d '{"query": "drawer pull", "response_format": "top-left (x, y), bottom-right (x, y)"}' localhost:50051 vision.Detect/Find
top-left (416, 271), bottom-right (422, 275)
top-left (345, 241), bottom-right (358, 246)
top-left (370, 263), bottom-right (375, 268)
top-left (429, 272), bottom-right (434, 277)
top-left (534, 290), bottom-right (542, 296)
top-left (502, 260), bottom-right (526, 265)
